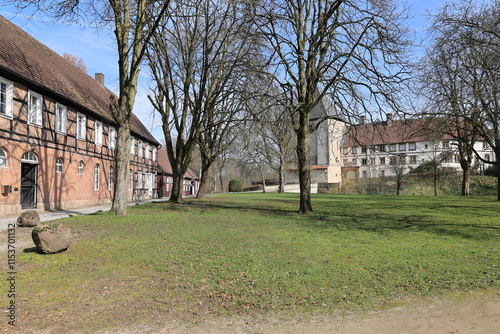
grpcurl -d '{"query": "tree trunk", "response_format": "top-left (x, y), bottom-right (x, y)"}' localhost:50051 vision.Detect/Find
top-left (460, 160), bottom-right (471, 196)
top-left (497, 160), bottom-right (500, 201)
top-left (296, 116), bottom-right (312, 213)
top-left (170, 169), bottom-right (184, 203)
top-left (260, 168), bottom-right (266, 193)
top-left (196, 165), bottom-right (210, 199)
top-left (278, 154), bottom-right (286, 193)
top-left (111, 121), bottom-right (131, 216)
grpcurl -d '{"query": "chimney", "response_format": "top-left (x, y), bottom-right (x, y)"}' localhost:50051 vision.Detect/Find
top-left (95, 73), bottom-right (105, 86)
top-left (360, 115), bottom-right (366, 125)
top-left (386, 113), bottom-right (393, 127)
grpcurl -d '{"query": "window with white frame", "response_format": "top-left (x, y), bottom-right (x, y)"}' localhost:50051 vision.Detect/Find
top-left (152, 147), bottom-right (157, 162)
top-left (78, 161), bottom-right (84, 174)
top-left (0, 148), bottom-right (7, 167)
top-left (380, 157), bottom-right (386, 165)
top-left (409, 155), bottom-right (417, 164)
top-left (409, 142), bottom-right (416, 151)
top-left (108, 166), bottom-right (113, 191)
top-left (55, 103), bottom-right (67, 134)
top-left (77, 113), bottom-right (86, 140)
top-left (137, 171), bottom-right (143, 189)
top-left (94, 164), bottom-right (100, 190)
top-left (28, 90), bottom-right (43, 126)
top-left (145, 144), bottom-right (150, 159)
top-left (389, 144), bottom-right (397, 152)
top-left (130, 137), bottom-right (135, 155)
top-left (0, 77), bottom-right (13, 117)
top-left (109, 126), bottom-right (116, 149)
top-left (399, 143), bottom-right (406, 151)
top-left (138, 141), bottom-right (143, 158)
top-left (95, 120), bottom-right (103, 146)
top-left (56, 158), bottom-right (63, 173)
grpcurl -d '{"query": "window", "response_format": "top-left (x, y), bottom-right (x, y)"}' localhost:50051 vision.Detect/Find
top-left (109, 126), bottom-right (116, 150)
top-left (370, 158), bottom-right (376, 165)
top-left (361, 158), bottom-right (368, 165)
top-left (130, 137), bottom-right (135, 155)
top-left (399, 143), bottom-right (406, 151)
top-left (442, 141), bottom-right (449, 149)
top-left (22, 151), bottom-right (38, 163)
top-left (56, 158), bottom-right (63, 173)
top-left (0, 77), bottom-right (13, 117)
top-left (77, 113), bottom-right (86, 140)
top-left (389, 144), bottom-right (397, 152)
top-left (55, 103), bottom-right (67, 134)
top-left (28, 91), bottom-right (43, 126)
top-left (137, 171), bottom-right (143, 189)
top-left (129, 169), bottom-right (133, 190)
top-left (389, 157), bottom-right (397, 165)
top-left (94, 164), bottom-right (100, 190)
top-left (343, 159), bottom-right (348, 166)
top-left (409, 156), bottom-right (417, 164)
top-left (145, 144), bottom-right (150, 159)
top-left (0, 148), bottom-right (7, 167)
top-left (483, 142), bottom-right (489, 150)
top-left (342, 147), bottom-right (349, 154)
top-left (138, 141), bottom-right (143, 158)
top-left (78, 161), bottom-right (84, 174)
top-left (378, 145), bottom-right (385, 152)
top-left (485, 154), bottom-right (491, 162)
top-left (95, 121), bottom-right (103, 146)
top-left (361, 147), bottom-right (368, 154)
top-left (108, 166), bottom-right (113, 191)
top-left (152, 147), bottom-right (157, 162)
top-left (352, 147), bottom-right (358, 155)
top-left (380, 157), bottom-right (386, 165)
top-left (352, 159), bottom-right (357, 166)
top-left (409, 143), bottom-right (416, 151)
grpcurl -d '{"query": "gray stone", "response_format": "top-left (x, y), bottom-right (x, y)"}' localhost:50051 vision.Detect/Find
top-left (32, 223), bottom-right (72, 254)
top-left (16, 210), bottom-right (40, 227)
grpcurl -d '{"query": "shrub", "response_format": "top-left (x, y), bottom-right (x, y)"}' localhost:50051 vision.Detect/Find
top-left (484, 164), bottom-right (498, 177)
top-left (228, 179), bottom-right (243, 192)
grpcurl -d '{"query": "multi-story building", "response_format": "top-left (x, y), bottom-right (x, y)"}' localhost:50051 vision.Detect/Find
top-left (0, 15), bottom-right (159, 215)
top-left (309, 112), bottom-right (495, 184)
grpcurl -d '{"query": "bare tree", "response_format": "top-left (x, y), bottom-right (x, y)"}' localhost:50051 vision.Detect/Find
top-left (8, 0), bottom-right (171, 215)
top-left (147, 0), bottom-right (261, 203)
top-left (421, 0), bottom-right (500, 198)
top-left (257, 0), bottom-right (412, 213)
top-left (63, 53), bottom-right (88, 73)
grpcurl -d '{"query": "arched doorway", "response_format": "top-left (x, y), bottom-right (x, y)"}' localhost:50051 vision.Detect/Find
top-left (21, 151), bottom-right (38, 209)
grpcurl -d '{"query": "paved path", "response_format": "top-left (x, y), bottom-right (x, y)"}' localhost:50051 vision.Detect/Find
top-left (0, 199), bottom-right (170, 232)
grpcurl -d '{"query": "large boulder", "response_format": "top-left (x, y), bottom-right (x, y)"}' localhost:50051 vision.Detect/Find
top-left (32, 223), bottom-right (72, 254)
top-left (17, 210), bottom-right (40, 227)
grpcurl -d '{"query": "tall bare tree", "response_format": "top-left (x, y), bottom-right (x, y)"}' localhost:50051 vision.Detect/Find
top-left (421, 0), bottom-right (500, 198)
top-left (147, 0), bottom-right (261, 202)
top-left (257, 0), bottom-right (412, 213)
top-left (8, 0), bottom-right (171, 215)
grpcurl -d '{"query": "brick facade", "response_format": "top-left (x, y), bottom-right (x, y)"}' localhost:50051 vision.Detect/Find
top-left (0, 15), bottom-right (159, 216)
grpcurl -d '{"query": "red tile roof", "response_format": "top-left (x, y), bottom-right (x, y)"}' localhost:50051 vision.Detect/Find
top-left (343, 117), bottom-right (449, 147)
top-left (0, 15), bottom-right (158, 145)
top-left (157, 148), bottom-right (198, 179)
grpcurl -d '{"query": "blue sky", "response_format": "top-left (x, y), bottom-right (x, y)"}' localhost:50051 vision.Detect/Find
top-left (0, 0), bottom-right (450, 143)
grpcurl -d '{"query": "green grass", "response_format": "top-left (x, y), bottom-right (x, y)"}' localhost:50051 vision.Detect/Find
top-left (8, 193), bottom-right (500, 332)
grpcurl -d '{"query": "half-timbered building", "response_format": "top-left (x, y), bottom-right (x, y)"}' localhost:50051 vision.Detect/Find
top-left (0, 15), bottom-right (159, 215)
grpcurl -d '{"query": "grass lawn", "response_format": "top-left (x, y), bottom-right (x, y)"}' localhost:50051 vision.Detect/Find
top-left (4, 193), bottom-right (499, 333)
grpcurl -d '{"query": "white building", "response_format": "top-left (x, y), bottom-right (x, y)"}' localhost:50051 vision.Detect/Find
top-left (308, 113), bottom-right (495, 183)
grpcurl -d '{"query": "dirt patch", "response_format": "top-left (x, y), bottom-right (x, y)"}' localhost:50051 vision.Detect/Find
top-left (102, 290), bottom-right (499, 334)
